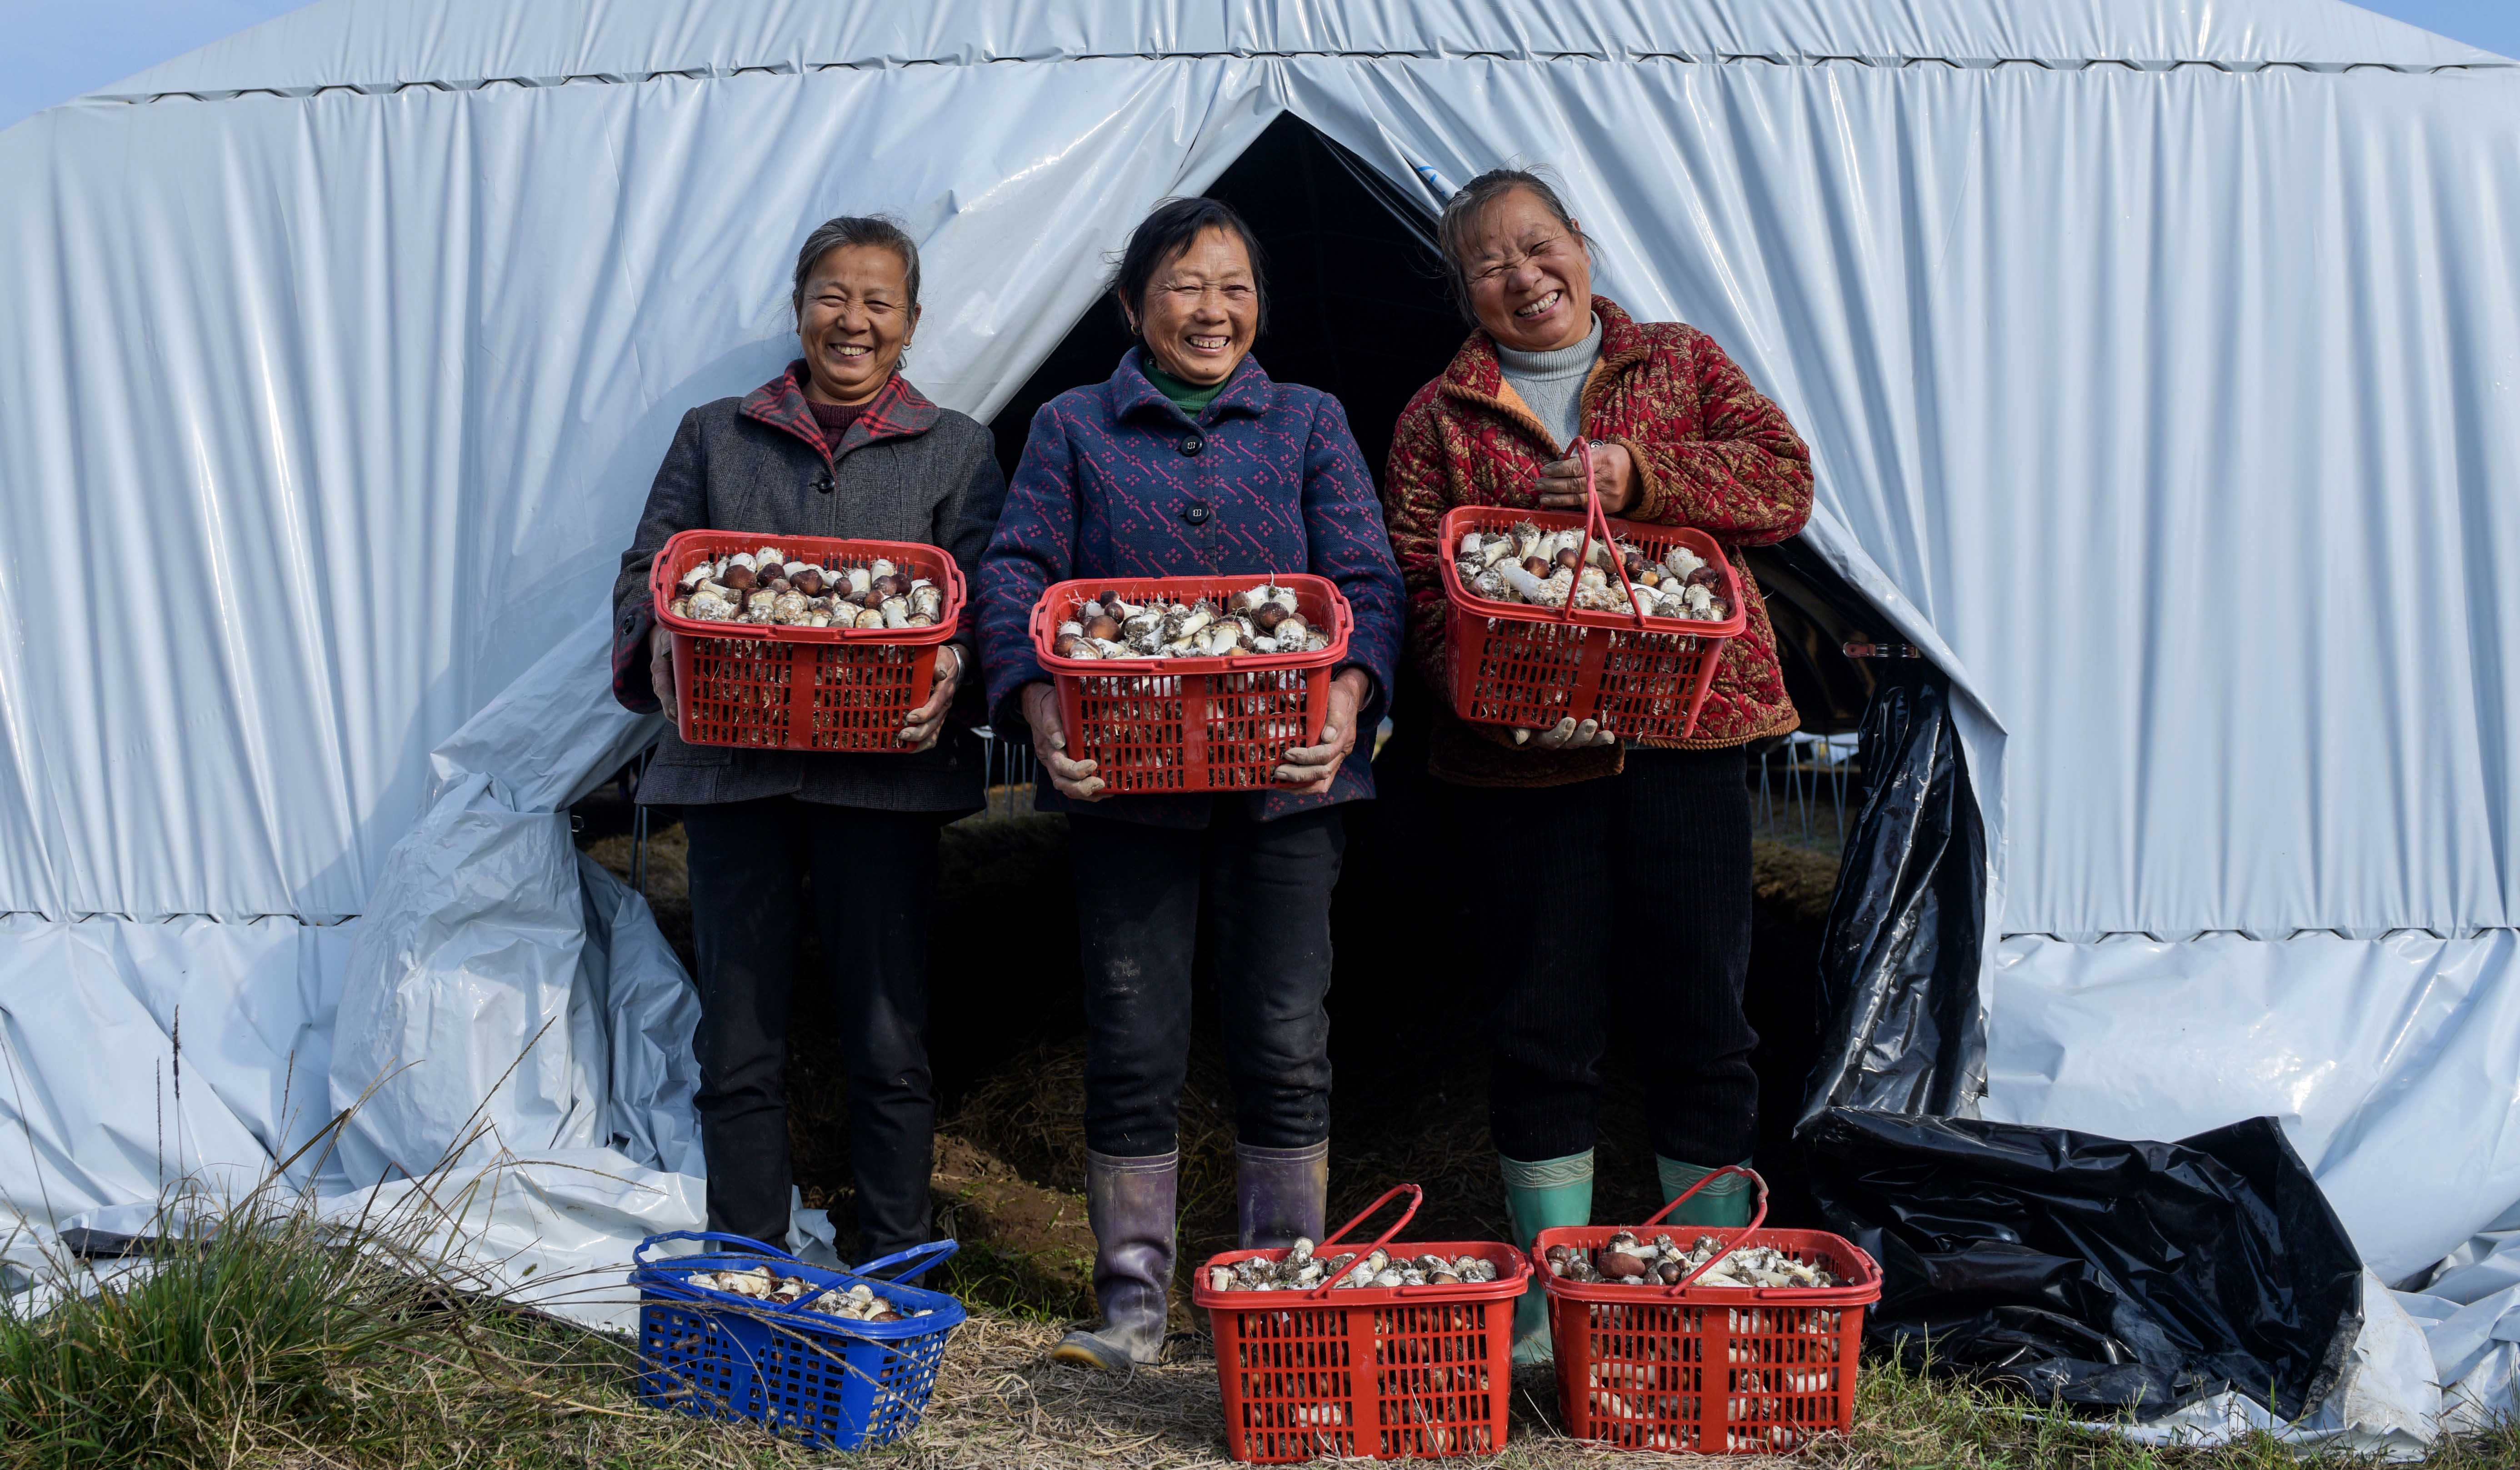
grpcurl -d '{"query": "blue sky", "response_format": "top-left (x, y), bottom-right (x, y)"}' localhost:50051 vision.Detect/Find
top-left (0, 0), bottom-right (2515, 135)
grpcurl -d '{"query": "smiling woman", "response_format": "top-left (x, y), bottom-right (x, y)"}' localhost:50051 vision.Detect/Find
top-left (1381, 166), bottom-right (1817, 1365)
top-left (1109, 197), bottom-right (1268, 389)
top-left (607, 213), bottom-right (1010, 1269)
top-left (974, 194), bottom-right (1405, 1372)
top-left (794, 217), bottom-right (924, 406)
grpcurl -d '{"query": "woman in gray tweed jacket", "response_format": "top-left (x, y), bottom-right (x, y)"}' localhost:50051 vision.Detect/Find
top-left (611, 216), bottom-right (1007, 1260)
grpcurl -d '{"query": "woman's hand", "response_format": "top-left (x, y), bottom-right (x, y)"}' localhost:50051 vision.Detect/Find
top-left (899, 644), bottom-right (963, 750)
top-left (648, 622), bottom-right (677, 723)
top-left (1021, 680), bottom-right (1105, 801)
top-left (1513, 715), bottom-right (1616, 749)
top-left (1536, 440), bottom-right (1636, 514)
top-left (1274, 670), bottom-right (1373, 794)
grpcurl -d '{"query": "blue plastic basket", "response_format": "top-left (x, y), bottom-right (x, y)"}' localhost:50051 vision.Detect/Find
top-left (631, 1231), bottom-right (966, 1450)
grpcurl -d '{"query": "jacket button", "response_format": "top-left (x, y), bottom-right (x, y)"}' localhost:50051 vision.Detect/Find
top-left (1184, 501), bottom-right (1211, 526)
top-left (1179, 434), bottom-right (1204, 456)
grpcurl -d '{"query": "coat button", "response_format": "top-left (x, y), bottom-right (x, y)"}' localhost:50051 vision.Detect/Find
top-left (1184, 501), bottom-right (1211, 526)
top-left (1179, 434), bottom-right (1204, 456)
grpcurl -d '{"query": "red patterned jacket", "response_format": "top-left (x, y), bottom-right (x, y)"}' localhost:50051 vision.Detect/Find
top-left (1382, 297), bottom-right (1813, 787)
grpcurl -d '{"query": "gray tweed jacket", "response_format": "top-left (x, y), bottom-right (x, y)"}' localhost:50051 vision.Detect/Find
top-left (611, 364), bottom-right (1007, 812)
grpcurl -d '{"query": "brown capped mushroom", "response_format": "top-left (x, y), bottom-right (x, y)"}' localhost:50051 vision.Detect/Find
top-left (1082, 614), bottom-right (1120, 641)
top-left (793, 567), bottom-right (827, 596)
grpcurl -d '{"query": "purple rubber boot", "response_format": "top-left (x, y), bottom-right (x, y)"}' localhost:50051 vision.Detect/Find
top-left (1052, 1149), bottom-right (1178, 1370)
top-left (1235, 1140), bottom-right (1330, 1249)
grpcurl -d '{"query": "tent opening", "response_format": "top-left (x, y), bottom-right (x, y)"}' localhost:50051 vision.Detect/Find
top-left (989, 113), bottom-right (1465, 486)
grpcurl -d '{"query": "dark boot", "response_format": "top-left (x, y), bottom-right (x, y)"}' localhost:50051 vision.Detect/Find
top-left (1052, 1150), bottom-right (1178, 1370)
top-left (1234, 1140), bottom-right (1328, 1249)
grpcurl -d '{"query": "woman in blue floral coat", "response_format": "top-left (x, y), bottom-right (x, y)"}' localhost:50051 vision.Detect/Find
top-left (977, 196), bottom-right (1403, 1369)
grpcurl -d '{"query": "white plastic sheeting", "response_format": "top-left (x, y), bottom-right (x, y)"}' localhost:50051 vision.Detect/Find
top-left (3, 0), bottom-right (2519, 1438)
top-left (327, 615), bottom-right (698, 1188)
top-left (0, 912), bottom-right (356, 1220)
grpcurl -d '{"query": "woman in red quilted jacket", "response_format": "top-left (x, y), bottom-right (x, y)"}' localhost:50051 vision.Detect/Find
top-left (1381, 168), bottom-right (1814, 1364)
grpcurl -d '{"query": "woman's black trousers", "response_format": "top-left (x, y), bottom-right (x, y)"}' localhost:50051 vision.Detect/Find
top-left (1069, 804), bottom-right (1346, 1158)
top-left (680, 796), bottom-right (944, 1258)
top-left (1450, 746), bottom-right (1758, 1165)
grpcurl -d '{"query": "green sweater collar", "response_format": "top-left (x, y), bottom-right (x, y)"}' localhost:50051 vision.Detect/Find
top-left (1141, 355), bottom-right (1229, 419)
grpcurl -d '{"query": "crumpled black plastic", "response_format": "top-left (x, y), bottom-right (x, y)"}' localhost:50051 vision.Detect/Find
top-left (1796, 665), bottom-right (1987, 1129)
top-left (1804, 1109), bottom-right (2363, 1420)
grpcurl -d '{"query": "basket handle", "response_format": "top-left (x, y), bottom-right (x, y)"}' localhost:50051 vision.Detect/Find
top-left (1637, 1166), bottom-right (1771, 1291)
top-left (632, 1229), bottom-right (800, 1269)
top-left (1560, 437), bottom-right (1655, 633)
top-left (1309, 1183), bottom-right (1424, 1294)
top-left (845, 1239), bottom-right (960, 1284)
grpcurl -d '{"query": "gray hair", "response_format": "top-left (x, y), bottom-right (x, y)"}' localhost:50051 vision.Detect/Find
top-left (790, 215), bottom-right (922, 320)
top-left (1434, 167), bottom-right (1590, 322)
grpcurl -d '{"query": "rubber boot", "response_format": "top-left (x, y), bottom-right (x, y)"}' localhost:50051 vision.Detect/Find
top-left (1500, 1150), bottom-right (1594, 1366)
top-left (1655, 1156), bottom-right (1756, 1229)
top-left (1235, 1140), bottom-right (1329, 1250)
top-left (1052, 1150), bottom-right (1178, 1370)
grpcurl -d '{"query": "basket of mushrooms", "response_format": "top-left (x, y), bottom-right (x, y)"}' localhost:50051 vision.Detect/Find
top-left (631, 1232), bottom-right (966, 1452)
top-left (1025, 574), bottom-right (1354, 795)
top-left (1532, 1167), bottom-right (1883, 1454)
top-left (646, 530), bottom-right (964, 753)
top-left (1191, 1185), bottom-right (1529, 1463)
top-left (1436, 438), bottom-right (1749, 744)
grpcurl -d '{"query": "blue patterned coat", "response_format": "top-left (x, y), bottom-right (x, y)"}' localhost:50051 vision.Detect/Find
top-left (977, 350), bottom-right (1405, 827)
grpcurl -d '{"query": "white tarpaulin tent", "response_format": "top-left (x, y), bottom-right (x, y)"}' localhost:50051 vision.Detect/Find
top-left (3, 0), bottom-right (2518, 1441)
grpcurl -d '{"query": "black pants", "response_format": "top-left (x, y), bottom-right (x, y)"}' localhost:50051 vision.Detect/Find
top-left (1070, 805), bottom-right (1346, 1157)
top-left (1455, 746), bottom-right (1758, 1165)
top-left (681, 797), bottom-right (944, 1258)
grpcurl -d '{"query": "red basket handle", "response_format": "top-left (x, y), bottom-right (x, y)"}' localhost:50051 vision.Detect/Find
top-left (1560, 437), bottom-right (1655, 633)
top-left (1309, 1183), bottom-right (1424, 1294)
top-left (1636, 1165), bottom-right (1770, 1291)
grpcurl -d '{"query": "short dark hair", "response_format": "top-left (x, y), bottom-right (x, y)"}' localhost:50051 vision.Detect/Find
top-left (791, 215), bottom-right (921, 320)
top-left (1435, 167), bottom-right (1589, 322)
top-left (1109, 196), bottom-right (1270, 342)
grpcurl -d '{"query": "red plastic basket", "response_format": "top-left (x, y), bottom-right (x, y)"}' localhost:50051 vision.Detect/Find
top-left (1437, 438), bottom-right (1749, 742)
top-left (1192, 1185), bottom-right (1528, 1463)
top-left (1025, 575), bottom-right (1354, 795)
top-left (1536, 1168), bottom-right (1881, 1454)
top-left (648, 530), bottom-right (964, 753)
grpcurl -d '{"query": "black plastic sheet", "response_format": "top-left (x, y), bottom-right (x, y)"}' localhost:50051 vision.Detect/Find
top-left (1796, 665), bottom-right (1987, 1128)
top-left (1805, 1109), bottom-right (2364, 1420)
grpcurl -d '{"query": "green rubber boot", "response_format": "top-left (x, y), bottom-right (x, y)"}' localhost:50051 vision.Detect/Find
top-left (1655, 1156), bottom-right (1756, 1229)
top-left (1501, 1150), bottom-right (1594, 1366)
